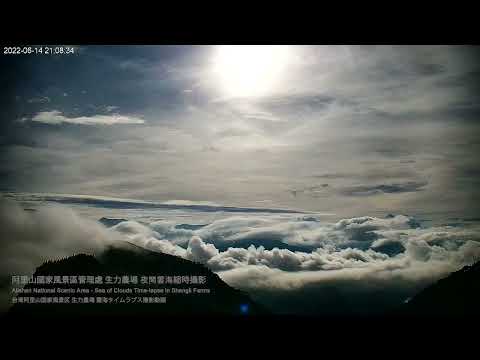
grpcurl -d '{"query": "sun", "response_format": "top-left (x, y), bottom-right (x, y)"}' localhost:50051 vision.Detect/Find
top-left (212, 45), bottom-right (291, 98)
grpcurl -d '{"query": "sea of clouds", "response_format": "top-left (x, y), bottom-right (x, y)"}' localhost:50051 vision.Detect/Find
top-left (1, 197), bottom-right (480, 315)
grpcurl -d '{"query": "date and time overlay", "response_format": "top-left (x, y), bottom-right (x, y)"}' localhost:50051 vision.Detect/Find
top-left (4, 45), bottom-right (77, 55)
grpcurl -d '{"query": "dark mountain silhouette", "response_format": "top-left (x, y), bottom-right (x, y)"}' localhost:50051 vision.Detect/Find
top-left (397, 261), bottom-right (480, 318)
top-left (250, 260), bottom-right (480, 319)
top-left (7, 233), bottom-right (479, 320)
top-left (7, 241), bottom-right (268, 319)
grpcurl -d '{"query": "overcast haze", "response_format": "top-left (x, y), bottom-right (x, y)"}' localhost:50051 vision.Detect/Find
top-left (1, 45), bottom-right (479, 218)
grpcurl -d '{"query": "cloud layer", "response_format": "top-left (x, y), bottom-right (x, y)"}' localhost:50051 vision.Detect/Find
top-left (30, 110), bottom-right (144, 125)
top-left (0, 200), bottom-right (116, 277)
top-left (2, 197), bottom-right (480, 315)
top-left (108, 210), bottom-right (480, 314)
top-left (0, 199), bottom-right (119, 312)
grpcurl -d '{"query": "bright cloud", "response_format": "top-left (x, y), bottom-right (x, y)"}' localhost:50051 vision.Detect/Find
top-left (2, 198), bottom-right (480, 315)
top-left (30, 110), bottom-right (144, 125)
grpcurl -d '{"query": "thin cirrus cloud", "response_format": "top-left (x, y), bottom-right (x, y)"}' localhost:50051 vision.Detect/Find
top-left (1, 45), bottom-right (480, 217)
top-left (29, 110), bottom-right (144, 126)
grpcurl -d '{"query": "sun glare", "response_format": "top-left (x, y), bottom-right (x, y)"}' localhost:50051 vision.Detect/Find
top-left (212, 45), bottom-right (291, 98)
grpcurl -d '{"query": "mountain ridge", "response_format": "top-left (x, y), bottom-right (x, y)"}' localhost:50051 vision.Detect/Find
top-left (7, 241), bottom-right (269, 318)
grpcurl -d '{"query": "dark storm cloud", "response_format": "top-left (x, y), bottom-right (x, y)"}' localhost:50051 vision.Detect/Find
top-left (360, 167), bottom-right (421, 181)
top-left (341, 181), bottom-right (428, 197)
top-left (311, 167), bottom-right (420, 182)
top-left (4, 193), bottom-right (303, 214)
top-left (291, 165), bottom-right (425, 200)
top-left (460, 167), bottom-right (480, 179)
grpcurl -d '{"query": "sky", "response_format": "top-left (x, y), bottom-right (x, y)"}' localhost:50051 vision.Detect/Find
top-left (1, 45), bottom-right (480, 315)
top-left (1, 45), bottom-right (480, 219)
